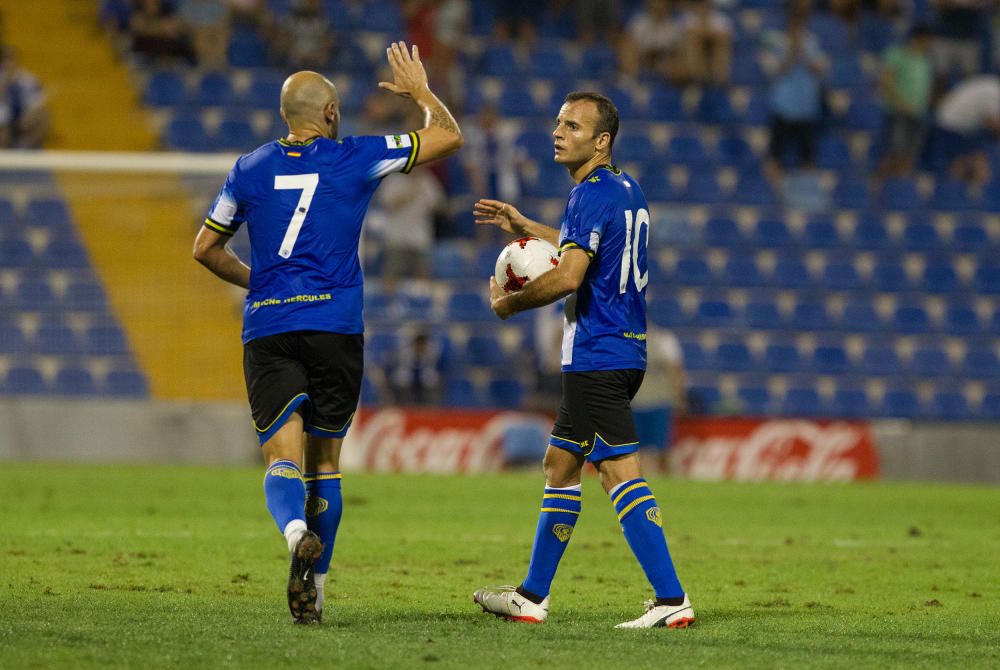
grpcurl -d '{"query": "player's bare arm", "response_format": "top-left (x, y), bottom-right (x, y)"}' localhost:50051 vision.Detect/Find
top-left (193, 226), bottom-right (251, 289)
top-left (489, 248), bottom-right (590, 320)
top-left (472, 199), bottom-right (560, 246)
top-left (378, 41), bottom-right (463, 164)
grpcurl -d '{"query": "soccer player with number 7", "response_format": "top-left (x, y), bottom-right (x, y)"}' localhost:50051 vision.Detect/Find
top-left (193, 42), bottom-right (462, 624)
top-left (473, 92), bottom-right (694, 629)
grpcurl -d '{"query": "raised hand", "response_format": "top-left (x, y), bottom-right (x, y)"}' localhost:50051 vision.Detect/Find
top-left (473, 198), bottom-right (525, 236)
top-left (377, 41), bottom-right (429, 99)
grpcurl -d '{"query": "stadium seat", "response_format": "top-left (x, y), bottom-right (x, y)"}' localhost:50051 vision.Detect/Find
top-left (646, 85), bottom-right (685, 122)
top-left (674, 255), bottom-right (713, 286)
top-left (861, 345), bottom-right (902, 376)
top-left (0, 324), bottom-right (31, 354)
top-left (82, 325), bottom-right (128, 355)
top-left (742, 91), bottom-right (771, 126)
top-left (227, 27), bottom-right (268, 67)
top-left (930, 179), bottom-right (974, 211)
top-left (871, 259), bottom-right (910, 291)
top-left (843, 100), bottom-right (882, 131)
top-left (465, 333), bottom-right (508, 368)
top-left (143, 70), bottom-right (187, 107)
top-left (26, 199), bottom-right (71, 230)
top-left (54, 367), bottom-right (97, 395)
top-left (703, 216), bottom-right (742, 247)
top-left (579, 44), bottom-right (617, 78)
top-left (922, 260), bottom-right (960, 294)
top-left (359, 375), bottom-right (381, 406)
top-left (802, 215), bottom-right (840, 248)
top-left (64, 280), bottom-right (108, 311)
top-left (36, 325), bottom-right (79, 355)
top-left (615, 132), bottom-right (652, 161)
top-left (2, 366), bottom-right (47, 394)
top-left (447, 292), bottom-right (493, 322)
top-left (694, 298), bottom-right (737, 328)
top-left (216, 117), bottom-right (255, 151)
top-left (880, 388), bottom-right (919, 418)
top-left (605, 85), bottom-right (636, 120)
top-left (431, 242), bottom-right (474, 280)
top-left (696, 87), bottom-right (735, 124)
top-left (731, 55), bottom-right (766, 87)
top-left (14, 278), bottom-right (56, 310)
top-left (791, 301), bottom-right (831, 331)
top-left (822, 261), bottom-right (862, 291)
top-left (900, 218), bottom-right (941, 251)
top-left (753, 218), bottom-right (793, 247)
top-left (193, 70), bottom-right (235, 108)
top-left (443, 376), bottom-right (485, 408)
top-left (680, 172), bottom-right (723, 203)
top-left (488, 377), bottom-right (525, 408)
top-left (39, 240), bottom-right (90, 269)
top-left (717, 135), bottom-right (756, 168)
top-left (715, 342), bottom-right (755, 372)
top-left (840, 300), bottom-right (883, 332)
top-left (247, 71), bottom-right (285, 110)
top-left (648, 296), bottom-right (686, 327)
top-left (733, 174), bottom-right (778, 207)
top-left (723, 257), bottom-right (764, 287)
top-left (164, 115), bottom-right (211, 151)
top-left (668, 135), bottom-right (711, 168)
top-left (782, 387), bottom-right (823, 416)
top-left (641, 170), bottom-right (676, 201)
top-left (831, 386), bottom-right (870, 418)
top-left (973, 264), bottom-right (1000, 294)
top-left (528, 46), bottom-right (568, 78)
top-left (881, 177), bottom-right (922, 211)
top-left (981, 392), bottom-right (1000, 419)
top-left (943, 304), bottom-right (980, 335)
top-left (763, 343), bottom-right (804, 373)
top-left (681, 341), bottom-right (708, 371)
top-left (911, 346), bottom-right (951, 377)
top-left (816, 136), bottom-right (852, 170)
top-left (737, 385), bottom-right (771, 415)
top-left (0, 239), bottom-right (36, 268)
top-left (359, 1), bottom-right (404, 33)
top-left (928, 389), bottom-right (968, 420)
top-left (105, 370), bottom-right (149, 396)
top-left (892, 304), bottom-right (931, 334)
top-left (812, 344), bottom-right (850, 374)
top-left (960, 348), bottom-right (1000, 379)
top-left (746, 300), bottom-right (782, 329)
top-left (832, 178), bottom-right (870, 209)
top-left (772, 257), bottom-right (811, 288)
top-left (365, 331), bottom-right (397, 367)
top-left (951, 219), bottom-right (989, 252)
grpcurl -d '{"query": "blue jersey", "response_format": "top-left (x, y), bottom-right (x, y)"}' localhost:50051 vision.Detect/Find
top-left (205, 133), bottom-right (420, 343)
top-left (557, 165), bottom-right (648, 372)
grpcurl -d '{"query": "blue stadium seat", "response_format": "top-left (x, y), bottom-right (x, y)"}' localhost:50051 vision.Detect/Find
top-left (871, 259), bottom-right (909, 291)
top-left (443, 376), bottom-right (485, 408)
top-left (951, 219), bottom-right (989, 252)
top-left (862, 345), bottom-right (901, 376)
top-left (2, 366), bottom-right (47, 394)
top-left (832, 178), bottom-right (870, 209)
top-left (528, 46), bottom-right (567, 78)
top-left (892, 304), bottom-right (931, 334)
top-left (667, 135), bottom-right (711, 168)
top-left (841, 300), bottom-right (883, 332)
top-left (0, 239), bottom-right (36, 268)
top-left (823, 261), bottom-right (862, 291)
top-left (731, 55), bottom-right (765, 87)
top-left (791, 301), bottom-right (831, 331)
top-left (579, 44), bottom-right (617, 78)
top-left (881, 177), bottom-right (922, 211)
top-left (365, 331), bottom-right (397, 367)
top-left (36, 325), bottom-right (79, 355)
top-left (723, 258), bottom-right (764, 287)
top-left (746, 300), bottom-right (782, 329)
top-left (696, 87), bottom-right (735, 124)
top-left (738, 385), bottom-right (770, 415)
top-left (715, 342), bottom-right (755, 372)
top-left (359, 1), bottom-right (403, 32)
top-left (742, 91), bottom-right (771, 126)
top-left (605, 85), bottom-right (636, 120)
top-left (703, 216), bottom-right (742, 247)
top-left (247, 72), bottom-right (285, 110)
top-left (812, 344), bottom-right (850, 374)
top-left (498, 82), bottom-right (538, 117)
top-left (928, 389), bottom-right (968, 420)
top-left (960, 348), bottom-right (1000, 379)
top-left (930, 179), bottom-right (974, 211)
top-left (880, 388), bottom-right (919, 418)
top-left (982, 392), bottom-right (1000, 419)
top-left (227, 27), bottom-right (268, 67)
top-left (646, 85), bottom-right (685, 122)
top-left (488, 377), bottom-right (526, 408)
top-left (0, 324), bottom-right (31, 353)
top-left (680, 172), bottom-right (722, 203)
top-left (689, 383), bottom-right (721, 411)
top-left (39, 240), bottom-right (89, 269)
top-left (431, 242), bottom-right (474, 279)
top-left (733, 174), bottom-right (778, 206)
top-left (782, 387), bottom-right (823, 416)
top-left (832, 386), bottom-right (870, 418)
top-left (900, 219), bottom-right (941, 251)
top-left (615, 131), bottom-right (652, 161)
top-left (64, 280), bottom-right (108, 311)
top-left (681, 341), bottom-right (708, 371)
top-left (641, 171), bottom-right (676, 201)
top-left (922, 260), bottom-right (960, 294)
top-left (106, 370), bottom-right (149, 396)
top-left (193, 70), bottom-right (235, 108)
top-left (54, 367), bottom-right (97, 395)
top-left (763, 343), bottom-right (803, 373)
top-left (674, 255), bottom-right (713, 286)
top-left (447, 291), bottom-right (492, 322)
top-left (694, 299), bottom-right (736, 328)
top-left (803, 216), bottom-right (839, 248)
top-left (911, 346), bottom-right (951, 377)
top-left (465, 333), bottom-right (507, 368)
top-left (144, 70), bottom-right (187, 107)
top-left (943, 303), bottom-right (979, 335)
top-left (843, 100), bottom-right (882, 131)
top-left (816, 136), bottom-right (852, 170)
top-left (753, 218), bottom-right (793, 247)
top-left (82, 325), bottom-right (128, 355)
top-left (359, 375), bottom-right (381, 405)
top-left (648, 296), bottom-right (686, 327)
top-left (164, 115), bottom-right (211, 151)
top-left (14, 278), bottom-right (56, 310)
top-left (973, 264), bottom-right (1000, 294)
top-left (717, 135), bottom-right (756, 168)
top-left (772, 257), bottom-right (811, 288)
top-left (515, 129), bottom-right (555, 162)
top-left (27, 199), bottom-right (72, 229)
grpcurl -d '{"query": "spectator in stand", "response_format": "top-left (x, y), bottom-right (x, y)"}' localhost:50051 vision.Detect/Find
top-left (618, 0), bottom-right (686, 86)
top-left (368, 164), bottom-right (447, 282)
top-left (462, 103), bottom-right (523, 209)
top-left (576, 0), bottom-right (621, 46)
top-left (129, 0), bottom-right (197, 66)
top-left (761, 1), bottom-right (829, 183)
top-left (494, 0), bottom-right (542, 42)
top-left (875, 23), bottom-right (934, 181)
top-left (225, 0), bottom-right (271, 30)
top-left (389, 327), bottom-right (448, 405)
top-left (632, 325), bottom-right (686, 474)
top-left (680, 0), bottom-right (733, 87)
top-left (933, 73), bottom-right (1000, 187)
top-left (403, 0), bottom-right (468, 117)
top-left (99, 0), bottom-right (133, 52)
top-left (931, 0), bottom-right (987, 82)
top-left (273, 0), bottom-right (334, 70)
top-left (178, 0), bottom-right (231, 68)
top-left (0, 48), bottom-right (49, 149)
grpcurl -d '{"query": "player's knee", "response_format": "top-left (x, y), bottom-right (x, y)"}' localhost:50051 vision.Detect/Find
top-left (542, 449), bottom-right (581, 487)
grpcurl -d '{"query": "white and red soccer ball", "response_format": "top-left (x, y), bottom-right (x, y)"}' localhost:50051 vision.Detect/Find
top-left (494, 236), bottom-right (559, 294)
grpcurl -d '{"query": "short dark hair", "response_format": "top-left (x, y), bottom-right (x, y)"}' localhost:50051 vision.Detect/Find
top-left (564, 91), bottom-right (619, 150)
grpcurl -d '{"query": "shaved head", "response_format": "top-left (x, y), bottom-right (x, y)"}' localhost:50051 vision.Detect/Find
top-left (280, 71), bottom-right (340, 137)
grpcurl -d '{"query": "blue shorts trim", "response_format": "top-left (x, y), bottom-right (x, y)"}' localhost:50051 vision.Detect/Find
top-left (549, 433), bottom-right (640, 463)
top-left (255, 393), bottom-right (309, 445)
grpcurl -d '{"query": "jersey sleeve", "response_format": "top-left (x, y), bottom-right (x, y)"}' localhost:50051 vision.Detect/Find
top-left (204, 163), bottom-right (246, 237)
top-left (559, 185), bottom-right (615, 259)
top-left (351, 132), bottom-right (421, 182)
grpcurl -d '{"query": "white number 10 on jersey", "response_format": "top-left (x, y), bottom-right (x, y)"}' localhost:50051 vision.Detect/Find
top-left (274, 173), bottom-right (319, 258)
top-left (620, 208), bottom-right (650, 294)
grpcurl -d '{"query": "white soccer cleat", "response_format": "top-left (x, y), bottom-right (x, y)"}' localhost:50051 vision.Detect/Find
top-left (473, 585), bottom-right (549, 623)
top-left (615, 594), bottom-right (695, 629)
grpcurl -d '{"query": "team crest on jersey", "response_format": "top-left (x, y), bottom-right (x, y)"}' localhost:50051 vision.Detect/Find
top-left (552, 523), bottom-right (574, 542)
top-left (385, 133), bottom-right (411, 149)
top-left (305, 495), bottom-right (329, 517)
top-left (587, 175), bottom-right (600, 183)
top-left (646, 507), bottom-right (663, 527)
top-left (268, 467), bottom-right (302, 480)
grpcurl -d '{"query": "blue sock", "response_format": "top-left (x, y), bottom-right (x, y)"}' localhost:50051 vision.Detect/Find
top-left (521, 485), bottom-right (582, 599)
top-left (304, 472), bottom-right (343, 574)
top-left (263, 459), bottom-right (306, 536)
top-left (610, 478), bottom-right (684, 599)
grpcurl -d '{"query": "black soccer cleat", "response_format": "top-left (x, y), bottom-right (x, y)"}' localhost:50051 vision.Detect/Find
top-left (287, 530), bottom-right (324, 624)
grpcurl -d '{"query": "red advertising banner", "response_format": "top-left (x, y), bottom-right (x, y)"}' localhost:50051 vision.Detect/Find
top-left (669, 417), bottom-right (880, 481)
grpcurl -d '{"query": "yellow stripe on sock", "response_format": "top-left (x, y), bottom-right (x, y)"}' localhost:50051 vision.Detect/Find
top-left (611, 482), bottom-right (647, 506)
top-left (540, 508), bottom-right (580, 515)
top-left (304, 473), bottom-right (342, 482)
top-left (616, 495), bottom-right (656, 521)
top-left (543, 493), bottom-right (581, 501)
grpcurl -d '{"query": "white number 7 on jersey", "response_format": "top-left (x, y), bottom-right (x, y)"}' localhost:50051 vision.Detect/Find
top-left (274, 173), bottom-right (319, 258)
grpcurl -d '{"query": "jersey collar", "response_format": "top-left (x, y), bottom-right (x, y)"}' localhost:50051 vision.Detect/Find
top-left (278, 136), bottom-right (321, 147)
top-left (583, 163), bottom-right (621, 181)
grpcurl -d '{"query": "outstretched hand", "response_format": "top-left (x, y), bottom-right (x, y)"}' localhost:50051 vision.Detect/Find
top-left (473, 198), bottom-right (524, 236)
top-left (377, 41), bottom-right (429, 99)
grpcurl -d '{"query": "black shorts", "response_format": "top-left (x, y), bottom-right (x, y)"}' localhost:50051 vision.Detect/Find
top-left (549, 369), bottom-right (644, 463)
top-left (243, 331), bottom-right (363, 445)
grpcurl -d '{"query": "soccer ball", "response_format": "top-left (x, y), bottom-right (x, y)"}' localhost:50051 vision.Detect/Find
top-left (494, 237), bottom-right (559, 294)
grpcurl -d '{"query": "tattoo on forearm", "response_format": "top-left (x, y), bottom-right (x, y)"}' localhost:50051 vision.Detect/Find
top-left (428, 104), bottom-right (459, 134)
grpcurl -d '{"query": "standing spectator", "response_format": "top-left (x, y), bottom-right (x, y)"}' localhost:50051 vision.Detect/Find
top-left (273, 0), bottom-right (334, 70)
top-left (368, 165), bottom-right (447, 282)
top-left (876, 23), bottom-right (934, 180)
top-left (0, 48), bottom-right (49, 149)
top-left (576, 0), bottom-right (620, 46)
top-left (761, 2), bottom-right (829, 182)
top-left (618, 0), bottom-right (685, 86)
top-left (178, 0), bottom-right (231, 68)
top-left (933, 73), bottom-right (1000, 187)
top-left (462, 104), bottom-right (523, 204)
top-left (931, 0), bottom-right (986, 81)
top-left (388, 326), bottom-right (448, 405)
top-left (680, 0), bottom-right (733, 86)
top-left (632, 326), bottom-right (686, 474)
top-left (129, 0), bottom-right (196, 66)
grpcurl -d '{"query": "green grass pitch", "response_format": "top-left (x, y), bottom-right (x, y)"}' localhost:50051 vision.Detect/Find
top-left (1, 463), bottom-right (998, 669)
